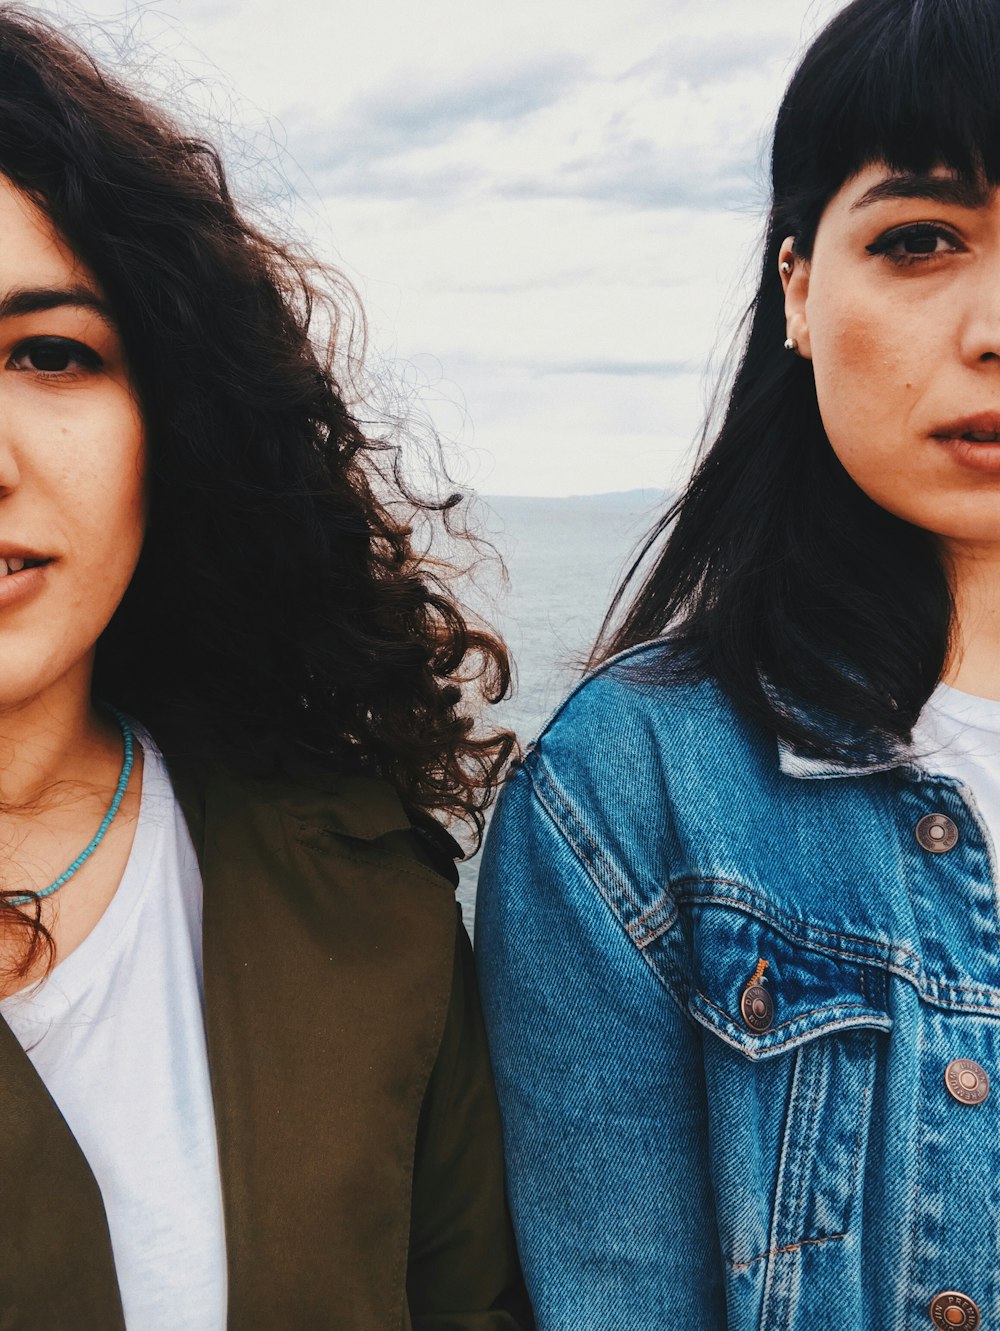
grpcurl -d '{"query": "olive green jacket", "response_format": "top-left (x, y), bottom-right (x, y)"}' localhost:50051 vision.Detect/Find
top-left (0, 762), bottom-right (531, 1330)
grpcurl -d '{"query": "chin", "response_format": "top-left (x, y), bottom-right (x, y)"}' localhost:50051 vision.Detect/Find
top-left (0, 649), bottom-right (96, 718)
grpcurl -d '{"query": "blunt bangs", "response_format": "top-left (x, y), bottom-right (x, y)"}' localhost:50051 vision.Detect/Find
top-left (773, 0), bottom-right (1000, 246)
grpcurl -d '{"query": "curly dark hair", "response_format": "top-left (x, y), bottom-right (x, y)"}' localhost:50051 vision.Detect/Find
top-left (0, 6), bottom-right (513, 972)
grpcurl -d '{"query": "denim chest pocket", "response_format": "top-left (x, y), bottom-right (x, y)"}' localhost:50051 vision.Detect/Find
top-left (677, 899), bottom-right (893, 1286)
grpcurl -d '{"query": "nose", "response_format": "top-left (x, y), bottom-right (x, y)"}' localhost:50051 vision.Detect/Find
top-left (958, 266), bottom-right (1000, 364)
top-left (0, 425), bottom-right (23, 494)
top-left (0, 391), bottom-right (25, 494)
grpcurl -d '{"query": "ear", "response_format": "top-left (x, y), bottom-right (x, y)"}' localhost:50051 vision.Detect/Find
top-left (778, 237), bottom-right (812, 360)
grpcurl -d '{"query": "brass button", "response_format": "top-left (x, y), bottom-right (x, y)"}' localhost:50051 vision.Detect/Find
top-left (915, 814), bottom-right (959, 853)
top-left (930, 1292), bottom-right (980, 1329)
top-left (740, 982), bottom-right (773, 1033)
top-left (944, 1059), bottom-right (990, 1106)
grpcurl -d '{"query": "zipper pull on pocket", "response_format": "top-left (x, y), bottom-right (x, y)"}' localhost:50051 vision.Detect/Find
top-left (740, 959), bottom-right (774, 1034)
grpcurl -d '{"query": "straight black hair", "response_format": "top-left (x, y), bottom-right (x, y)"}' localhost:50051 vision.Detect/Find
top-left (592, 0), bottom-right (1000, 760)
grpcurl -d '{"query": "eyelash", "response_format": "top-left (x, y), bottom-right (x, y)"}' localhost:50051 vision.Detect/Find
top-left (6, 335), bottom-right (104, 378)
top-left (865, 222), bottom-right (964, 267)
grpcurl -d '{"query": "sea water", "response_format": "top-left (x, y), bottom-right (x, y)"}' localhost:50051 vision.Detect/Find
top-left (456, 489), bottom-right (666, 928)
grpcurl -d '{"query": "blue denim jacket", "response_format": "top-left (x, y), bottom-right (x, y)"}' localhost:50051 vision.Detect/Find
top-left (475, 640), bottom-right (1000, 1330)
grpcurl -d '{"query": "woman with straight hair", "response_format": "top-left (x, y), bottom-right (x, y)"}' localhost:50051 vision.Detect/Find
top-left (477, 0), bottom-right (1000, 1325)
top-left (0, 7), bottom-right (530, 1328)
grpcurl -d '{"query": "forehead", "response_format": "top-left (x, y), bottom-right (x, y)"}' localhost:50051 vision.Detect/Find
top-left (0, 175), bottom-right (92, 287)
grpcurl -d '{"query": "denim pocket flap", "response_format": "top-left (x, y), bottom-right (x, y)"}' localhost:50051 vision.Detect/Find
top-left (685, 904), bottom-right (892, 1061)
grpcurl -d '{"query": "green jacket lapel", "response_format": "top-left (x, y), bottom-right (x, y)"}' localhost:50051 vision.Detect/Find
top-left (184, 766), bottom-right (457, 1330)
top-left (0, 1014), bottom-right (124, 1329)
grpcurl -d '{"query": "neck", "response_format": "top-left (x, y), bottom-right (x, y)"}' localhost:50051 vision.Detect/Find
top-left (0, 664), bottom-right (116, 811)
top-left (942, 539), bottom-right (1000, 700)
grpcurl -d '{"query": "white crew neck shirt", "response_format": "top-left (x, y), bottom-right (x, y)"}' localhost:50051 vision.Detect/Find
top-left (912, 682), bottom-right (1000, 858)
top-left (0, 728), bottom-right (227, 1331)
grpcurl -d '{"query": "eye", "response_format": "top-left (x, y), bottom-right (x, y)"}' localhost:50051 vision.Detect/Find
top-left (866, 222), bottom-right (964, 266)
top-left (7, 336), bottom-right (103, 376)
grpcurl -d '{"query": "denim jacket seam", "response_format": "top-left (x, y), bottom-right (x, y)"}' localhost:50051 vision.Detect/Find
top-left (630, 892), bottom-right (675, 935)
top-left (727, 1231), bottom-right (848, 1273)
top-left (761, 1045), bottom-right (796, 1313)
top-left (690, 1006), bottom-right (891, 1059)
top-left (683, 885), bottom-right (996, 1005)
top-left (905, 1012), bottom-right (928, 1300)
top-left (630, 914), bottom-right (674, 949)
top-left (921, 979), bottom-right (996, 1006)
top-left (624, 891), bottom-right (676, 947)
top-left (920, 975), bottom-right (1000, 1001)
top-left (683, 893), bottom-right (911, 978)
top-left (797, 1048), bottom-right (826, 1226)
top-left (523, 756), bottom-right (690, 1011)
top-left (695, 988), bottom-right (875, 1031)
top-left (528, 760), bottom-right (643, 914)
top-left (673, 877), bottom-right (920, 972)
top-left (846, 1075), bottom-right (871, 1227)
top-left (528, 752), bottom-right (669, 929)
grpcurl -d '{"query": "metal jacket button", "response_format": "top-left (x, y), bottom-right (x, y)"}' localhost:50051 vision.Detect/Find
top-left (740, 982), bottom-right (773, 1033)
top-left (930, 1292), bottom-right (980, 1328)
top-left (944, 1059), bottom-right (990, 1106)
top-left (915, 813), bottom-right (959, 853)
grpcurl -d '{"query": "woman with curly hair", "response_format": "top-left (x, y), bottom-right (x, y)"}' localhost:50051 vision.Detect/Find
top-left (0, 8), bottom-right (528, 1329)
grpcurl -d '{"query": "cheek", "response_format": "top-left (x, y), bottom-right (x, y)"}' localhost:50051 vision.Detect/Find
top-left (103, 406), bottom-right (146, 576)
top-left (810, 303), bottom-right (919, 485)
top-left (67, 398), bottom-right (146, 588)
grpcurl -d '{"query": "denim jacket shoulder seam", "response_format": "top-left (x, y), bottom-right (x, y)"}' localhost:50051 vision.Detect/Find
top-left (523, 755), bottom-right (687, 1009)
top-left (527, 753), bottom-right (651, 924)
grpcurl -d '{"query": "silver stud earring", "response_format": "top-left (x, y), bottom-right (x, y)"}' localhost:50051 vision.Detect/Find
top-left (783, 337), bottom-right (799, 353)
top-left (780, 260), bottom-right (793, 275)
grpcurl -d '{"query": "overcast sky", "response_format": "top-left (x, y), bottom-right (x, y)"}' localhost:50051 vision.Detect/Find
top-left (36, 0), bottom-right (842, 495)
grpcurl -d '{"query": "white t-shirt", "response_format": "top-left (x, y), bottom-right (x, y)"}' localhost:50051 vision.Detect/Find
top-left (0, 729), bottom-right (227, 1331)
top-left (912, 682), bottom-right (1000, 859)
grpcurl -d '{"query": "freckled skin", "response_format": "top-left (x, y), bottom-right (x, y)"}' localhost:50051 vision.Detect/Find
top-left (782, 163), bottom-right (1000, 545)
top-left (0, 178), bottom-right (145, 713)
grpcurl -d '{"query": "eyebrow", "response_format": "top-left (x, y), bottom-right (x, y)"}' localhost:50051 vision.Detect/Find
top-left (850, 173), bottom-right (990, 211)
top-left (0, 284), bottom-right (116, 327)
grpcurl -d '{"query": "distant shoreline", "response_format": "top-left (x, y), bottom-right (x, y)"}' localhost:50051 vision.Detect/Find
top-left (479, 487), bottom-right (668, 504)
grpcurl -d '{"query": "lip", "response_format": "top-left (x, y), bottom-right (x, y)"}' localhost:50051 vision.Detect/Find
top-left (931, 413), bottom-right (1000, 440)
top-left (930, 415), bottom-right (1000, 472)
top-left (0, 560), bottom-right (51, 610)
top-left (0, 547), bottom-right (52, 563)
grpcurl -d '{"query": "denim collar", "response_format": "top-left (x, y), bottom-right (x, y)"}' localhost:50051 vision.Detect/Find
top-left (776, 738), bottom-right (911, 781)
top-left (770, 678), bottom-right (918, 781)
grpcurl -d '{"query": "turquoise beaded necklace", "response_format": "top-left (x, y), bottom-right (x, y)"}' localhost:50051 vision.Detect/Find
top-left (6, 708), bottom-right (135, 907)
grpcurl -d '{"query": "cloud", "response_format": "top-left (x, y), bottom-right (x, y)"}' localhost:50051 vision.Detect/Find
top-left (500, 147), bottom-right (762, 211)
top-left (305, 159), bottom-right (484, 201)
top-left (532, 358), bottom-right (693, 378)
top-left (277, 54), bottom-right (584, 195)
top-left (275, 35), bottom-right (776, 211)
top-left (435, 265), bottom-right (599, 295)
top-left (346, 56), bottom-right (583, 148)
top-left (629, 28), bottom-right (799, 92)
